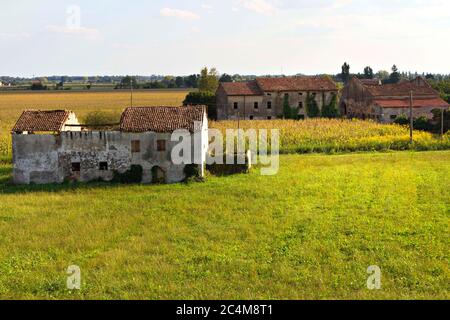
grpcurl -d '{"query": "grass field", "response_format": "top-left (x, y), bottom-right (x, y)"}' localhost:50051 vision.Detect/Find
top-left (0, 151), bottom-right (448, 299)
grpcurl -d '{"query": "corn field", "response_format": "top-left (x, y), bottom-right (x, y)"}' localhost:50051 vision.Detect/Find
top-left (210, 119), bottom-right (450, 154)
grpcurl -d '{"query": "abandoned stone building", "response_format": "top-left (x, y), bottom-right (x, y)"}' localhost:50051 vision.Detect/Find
top-left (11, 106), bottom-right (209, 185)
top-left (216, 76), bottom-right (338, 120)
top-left (340, 77), bottom-right (449, 123)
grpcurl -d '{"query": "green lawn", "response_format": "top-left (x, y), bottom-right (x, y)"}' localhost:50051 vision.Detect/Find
top-left (0, 151), bottom-right (449, 300)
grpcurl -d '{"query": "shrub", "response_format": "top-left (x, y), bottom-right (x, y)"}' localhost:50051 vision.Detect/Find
top-left (112, 165), bottom-right (143, 184)
top-left (394, 114), bottom-right (409, 125)
top-left (83, 111), bottom-right (121, 130)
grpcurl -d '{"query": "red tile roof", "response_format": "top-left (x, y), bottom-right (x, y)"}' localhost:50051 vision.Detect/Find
top-left (120, 106), bottom-right (206, 133)
top-left (256, 76), bottom-right (337, 91)
top-left (12, 110), bottom-right (72, 133)
top-left (374, 98), bottom-right (449, 109)
top-left (219, 81), bottom-right (262, 96)
top-left (363, 79), bottom-right (438, 97)
top-left (359, 79), bottom-right (381, 86)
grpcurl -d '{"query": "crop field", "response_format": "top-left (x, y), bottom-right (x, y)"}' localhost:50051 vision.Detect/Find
top-left (1, 91), bottom-right (449, 162)
top-left (0, 151), bottom-right (449, 299)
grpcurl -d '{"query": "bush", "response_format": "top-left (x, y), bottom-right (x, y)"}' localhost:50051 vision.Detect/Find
top-left (112, 165), bottom-right (143, 184)
top-left (83, 111), bottom-right (121, 129)
top-left (413, 116), bottom-right (434, 132)
top-left (183, 91), bottom-right (216, 120)
top-left (394, 114), bottom-right (409, 125)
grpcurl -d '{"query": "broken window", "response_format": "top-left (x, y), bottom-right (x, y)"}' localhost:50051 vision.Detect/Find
top-left (233, 102), bottom-right (238, 109)
top-left (299, 101), bottom-right (304, 109)
top-left (71, 162), bottom-right (81, 172)
top-left (267, 116), bottom-right (272, 120)
top-left (157, 140), bottom-right (166, 152)
top-left (131, 140), bottom-right (141, 153)
top-left (99, 162), bottom-right (108, 171)
top-left (254, 102), bottom-right (259, 109)
top-left (249, 116), bottom-right (254, 120)
top-left (267, 101), bottom-right (272, 109)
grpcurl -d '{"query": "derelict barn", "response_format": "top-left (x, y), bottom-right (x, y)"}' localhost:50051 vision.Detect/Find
top-left (11, 106), bottom-right (208, 185)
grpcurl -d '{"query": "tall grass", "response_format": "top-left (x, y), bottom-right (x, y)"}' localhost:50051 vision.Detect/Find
top-left (211, 119), bottom-right (450, 154)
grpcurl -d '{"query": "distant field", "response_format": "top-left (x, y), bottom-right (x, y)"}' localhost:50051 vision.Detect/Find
top-left (0, 151), bottom-right (448, 299)
top-left (1, 90), bottom-right (449, 161)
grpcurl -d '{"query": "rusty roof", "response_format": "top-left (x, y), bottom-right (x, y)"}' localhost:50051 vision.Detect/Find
top-left (374, 98), bottom-right (449, 109)
top-left (120, 106), bottom-right (206, 133)
top-left (12, 110), bottom-right (72, 133)
top-left (256, 76), bottom-right (337, 92)
top-left (362, 78), bottom-right (439, 97)
top-left (219, 81), bottom-right (262, 96)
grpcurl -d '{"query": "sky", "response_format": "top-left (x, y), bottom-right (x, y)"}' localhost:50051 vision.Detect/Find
top-left (1, 0), bottom-right (450, 77)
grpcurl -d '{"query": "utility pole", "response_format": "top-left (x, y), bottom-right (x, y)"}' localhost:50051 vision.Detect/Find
top-left (441, 108), bottom-right (445, 139)
top-left (409, 91), bottom-right (414, 144)
top-left (130, 77), bottom-right (133, 108)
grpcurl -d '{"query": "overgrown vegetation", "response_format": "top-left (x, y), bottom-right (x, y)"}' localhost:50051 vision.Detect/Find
top-left (112, 165), bottom-right (143, 184)
top-left (83, 111), bottom-right (121, 130)
top-left (306, 93), bottom-right (320, 118)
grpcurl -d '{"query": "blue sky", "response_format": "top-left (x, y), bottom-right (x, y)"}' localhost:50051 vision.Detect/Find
top-left (1, 0), bottom-right (449, 77)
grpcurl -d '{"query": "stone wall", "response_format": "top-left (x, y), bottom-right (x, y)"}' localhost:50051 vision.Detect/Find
top-left (12, 131), bottom-right (205, 185)
top-left (216, 90), bottom-right (337, 120)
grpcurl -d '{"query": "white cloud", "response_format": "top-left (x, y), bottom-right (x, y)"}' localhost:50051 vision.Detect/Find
top-left (237, 0), bottom-right (278, 15)
top-left (160, 8), bottom-right (200, 20)
top-left (0, 32), bottom-right (31, 39)
top-left (46, 25), bottom-right (101, 39)
top-left (201, 4), bottom-right (213, 10)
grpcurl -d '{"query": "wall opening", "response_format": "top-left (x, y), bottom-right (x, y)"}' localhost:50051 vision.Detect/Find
top-left (151, 166), bottom-right (166, 184)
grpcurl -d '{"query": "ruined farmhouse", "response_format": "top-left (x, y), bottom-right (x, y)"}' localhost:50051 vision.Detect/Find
top-left (340, 77), bottom-right (449, 123)
top-left (216, 76), bottom-right (338, 120)
top-left (11, 106), bottom-right (208, 185)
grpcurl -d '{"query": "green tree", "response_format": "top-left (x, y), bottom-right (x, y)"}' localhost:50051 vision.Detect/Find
top-left (376, 70), bottom-right (390, 81)
top-left (175, 76), bottom-right (185, 88)
top-left (183, 91), bottom-right (217, 119)
top-left (364, 66), bottom-right (374, 79)
top-left (389, 65), bottom-right (401, 84)
top-left (321, 94), bottom-right (339, 118)
top-left (120, 76), bottom-right (138, 88)
top-left (219, 74), bottom-right (233, 83)
top-left (306, 93), bottom-right (320, 118)
top-left (341, 62), bottom-right (351, 84)
top-left (198, 67), bottom-right (219, 92)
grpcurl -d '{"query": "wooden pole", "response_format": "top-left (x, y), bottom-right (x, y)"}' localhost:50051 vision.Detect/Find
top-left (409, 91), bottom-right (413, 144)
top-left (441, 108), bottom-right (445, 139)
top-left (130, 77), bottom-right (133, 108)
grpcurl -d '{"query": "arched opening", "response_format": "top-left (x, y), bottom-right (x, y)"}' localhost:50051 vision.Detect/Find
top-left (151, 166), bottom-right (166, 184)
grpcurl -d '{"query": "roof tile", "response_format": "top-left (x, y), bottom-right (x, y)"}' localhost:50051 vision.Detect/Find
top-left (120, 106), bottom-right (206, 133)
top-left (12, 110), bottom-right (71, 133)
